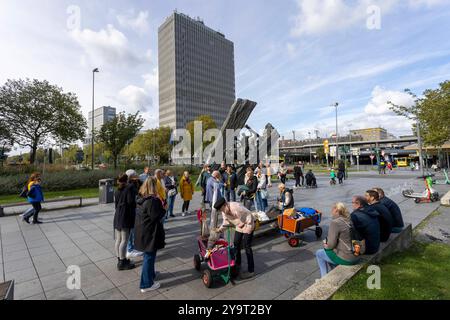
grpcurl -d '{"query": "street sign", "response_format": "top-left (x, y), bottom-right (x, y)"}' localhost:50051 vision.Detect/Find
top-left (323, 140), bottom-right (330, 155)
top-left (330, 146), bottom-right (337, 157)
top-left (351, 147), bottom-right (360, 156)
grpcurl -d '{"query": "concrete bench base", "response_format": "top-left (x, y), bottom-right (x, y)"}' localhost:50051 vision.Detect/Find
top-left (0, 281), bottom-right (14, 300)
top-left (295, 224), bottom-right (413, 300)
top-left (441, 191), bottom-right (450, 206)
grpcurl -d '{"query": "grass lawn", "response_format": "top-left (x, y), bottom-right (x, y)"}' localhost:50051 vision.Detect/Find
top-left (332, 241), bottom-right (450, 300)
top-left (0, 188), bottom-right (99, 205)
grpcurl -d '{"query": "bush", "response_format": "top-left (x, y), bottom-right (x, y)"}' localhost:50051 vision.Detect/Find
top-left (0, 170), bottom-right (121, 196)
top-left (0, 165), bottom-right (202, 196)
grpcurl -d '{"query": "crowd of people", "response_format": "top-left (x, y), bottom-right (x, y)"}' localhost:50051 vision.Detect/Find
top-left (18, 160), bottom-right (406, 292)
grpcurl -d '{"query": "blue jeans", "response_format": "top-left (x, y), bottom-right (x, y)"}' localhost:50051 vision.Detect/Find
top-left (127, 229), bottom-right (135, 252)
top-left (255, 191), bottom-right (267, 212)
top-left (316, 249), bottom-right (337, 278)
top-left (225, 189), bottom-right (236, 202)
top-left (166, 195), bottom-right (176, 218)
top-left (140, 251), bottom-right (157, 289)
top-left (23, 207), bottom-right (35, 220)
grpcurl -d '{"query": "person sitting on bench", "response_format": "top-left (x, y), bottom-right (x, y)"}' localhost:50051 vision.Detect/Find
top-left (373, 188), bottom-right (404, 233)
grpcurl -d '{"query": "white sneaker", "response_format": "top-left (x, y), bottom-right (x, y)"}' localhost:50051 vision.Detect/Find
top-left (126, 250), bottom-right (144, 259)
top-left (182, 212), bottom-right (186, 217)
top-left (140, 282), bottom-right (160, 293)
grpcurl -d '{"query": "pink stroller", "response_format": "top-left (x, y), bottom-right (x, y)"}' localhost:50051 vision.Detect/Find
top-left (193, 209), bottom-right (237, 288)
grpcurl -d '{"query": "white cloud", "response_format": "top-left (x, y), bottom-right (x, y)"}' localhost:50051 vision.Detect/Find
top-left (364, 86), bottom-right (415, 115)
top-left (117, 10), bottom-right (150, 35)
top-left (142, 67), bottom-right (159, 90)
top-left (70, 24), bottom-right (150, 67)
top-left (290, 0), bottom-right (444, 37)
top-left (117, 85), bottom-right (153, 114)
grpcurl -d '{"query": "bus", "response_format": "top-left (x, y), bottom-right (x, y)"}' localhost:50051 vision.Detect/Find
top-left (396, 157), bottom-right (409, 167)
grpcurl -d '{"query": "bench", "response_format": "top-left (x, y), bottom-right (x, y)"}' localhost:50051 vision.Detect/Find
top-left (0, 281), bottom-right (14, 300)
top-left (294, 223), bottom-right (413, 300)
top-left (0, 196), bottom-right (83, 217)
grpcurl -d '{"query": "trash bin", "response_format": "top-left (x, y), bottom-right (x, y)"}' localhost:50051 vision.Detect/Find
top-left (99, 179), bottom-right (115, 204)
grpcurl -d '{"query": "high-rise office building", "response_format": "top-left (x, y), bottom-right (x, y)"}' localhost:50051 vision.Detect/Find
top-left (158, 12), bottom-right (236, 129)
top-left (85, 106), bottom-right (116, 145)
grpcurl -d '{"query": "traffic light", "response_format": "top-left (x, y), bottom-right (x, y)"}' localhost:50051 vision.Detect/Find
top-left (323, 140), bottom-right (330, 154)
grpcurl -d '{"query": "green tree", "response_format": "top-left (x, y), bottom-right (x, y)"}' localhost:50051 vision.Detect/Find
top-left (186, 115), bottom-right (217, 156)
top-left (126, 127), bottom-right (172, 164)
top-left (96, 112), bottom-right (144, 169)
top-left (316, 146), bottom-right (326, 164)
top-left (389, 81), bottom-right (450, 147)
top-left (0, 79), bottom-right (87, 164)
top-left (0, 120), bottom-right (13, 165)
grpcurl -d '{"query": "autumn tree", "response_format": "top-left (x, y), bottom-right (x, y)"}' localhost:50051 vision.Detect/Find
top-left (125, 127), bottom-right (172, 164)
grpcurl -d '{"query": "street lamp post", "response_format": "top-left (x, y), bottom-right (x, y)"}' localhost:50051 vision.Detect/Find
top-left (332, 102), bottom-right (339, 165)
top-left (308, 132), bottom-right (312, 165)
top-left (91, 68), bottom-right (99, 170)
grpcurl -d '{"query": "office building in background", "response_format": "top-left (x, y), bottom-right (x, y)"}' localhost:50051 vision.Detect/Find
top-left (158, 11), bottom-right (236, 129)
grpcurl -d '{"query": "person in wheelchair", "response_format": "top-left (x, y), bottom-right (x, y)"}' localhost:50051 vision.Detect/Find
top-left (305, 170), bottom-right (317, 188)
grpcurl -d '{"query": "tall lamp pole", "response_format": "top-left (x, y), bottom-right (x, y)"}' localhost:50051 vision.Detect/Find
top-left (332, 102), bottom-right (339, 165)
top-left (91, 68), bottom-right (99, 170)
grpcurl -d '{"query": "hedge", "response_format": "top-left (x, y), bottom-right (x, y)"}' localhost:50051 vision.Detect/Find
top-left (0, 166), bottom-right (202, 196)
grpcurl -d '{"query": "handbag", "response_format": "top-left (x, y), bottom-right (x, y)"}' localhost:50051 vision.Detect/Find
top-left (19, 185), bottom-right (29, 198)
top-left (168, 188), bottom-right (177, 198)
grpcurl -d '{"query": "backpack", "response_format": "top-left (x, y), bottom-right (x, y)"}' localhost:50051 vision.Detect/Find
top-left (19, 184), bottom-right (28, 198)
top-left (341, 219), bottom-right (365, 256)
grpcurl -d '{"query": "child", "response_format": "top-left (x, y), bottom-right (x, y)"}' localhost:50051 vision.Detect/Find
top-left (330, 169), bottom-right (337, 185)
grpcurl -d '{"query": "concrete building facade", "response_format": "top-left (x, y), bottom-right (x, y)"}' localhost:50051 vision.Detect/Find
top-left (158, 12), bottom-right (236, 129)
top-left (85, 106), bottom-right (116, 145)
top-left (350, 127), bottom-right (389, 141)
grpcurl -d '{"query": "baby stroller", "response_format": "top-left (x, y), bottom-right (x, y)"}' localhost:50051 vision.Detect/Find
top-left (193, 209), bottom-right (238, 288)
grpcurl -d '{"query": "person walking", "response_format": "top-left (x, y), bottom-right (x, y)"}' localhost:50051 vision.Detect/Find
top-left (114, 173), bottom-right (136, 271)
top-left (179, 171), bottom-right (194, 217)
top-left (24, 173), bottom-right (44, 224)
top-left (164, 170), bottom-right (178, 219)
top-left (222, 165), bottom-right (238, 202)
top-left (294, 161), bottom-right (304, 188)
top-left (315, 203), bottom-right (360, 278)
top-left (214, 198), bottom-right (256, 279)
top-left (134, 177), bottom-right (166, 293)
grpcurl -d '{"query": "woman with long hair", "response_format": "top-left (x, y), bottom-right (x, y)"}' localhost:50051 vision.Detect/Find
top-left (134, 177), bottom-right (166, 293)
top-left (315, 203), bottom-right (359, 278)
top-left (114, 173), bottom-right (136, 271)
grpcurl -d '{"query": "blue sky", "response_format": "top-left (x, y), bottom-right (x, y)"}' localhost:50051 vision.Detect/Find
top-left (1, 0), bottom-right (450, 143)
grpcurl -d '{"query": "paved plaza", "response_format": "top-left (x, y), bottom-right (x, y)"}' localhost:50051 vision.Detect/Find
top-left (0, 170), bottom-right (447, 300)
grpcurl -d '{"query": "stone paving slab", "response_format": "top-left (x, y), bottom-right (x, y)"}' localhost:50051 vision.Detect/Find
top-left (1, 174), bottom-right (448, 300)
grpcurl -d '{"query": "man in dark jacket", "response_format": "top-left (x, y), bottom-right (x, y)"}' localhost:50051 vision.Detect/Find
top-left (222, 165), bottom-right (238, 202)
top-left (294, 161), bottom-right (304, 187)
top-left (366, 190), bottom-right (393, 242)
top-left (242, 170), bottom-right (258, 210)
top-left (373, 188), bottom-right (404, 233)
top-left (351, 196), bottom-right (380, 255)
top-left (305, 170), bottom-right (317, 188)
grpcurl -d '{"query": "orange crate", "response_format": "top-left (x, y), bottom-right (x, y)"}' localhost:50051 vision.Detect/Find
top-left (278, 214), bottom-right (320, 234)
